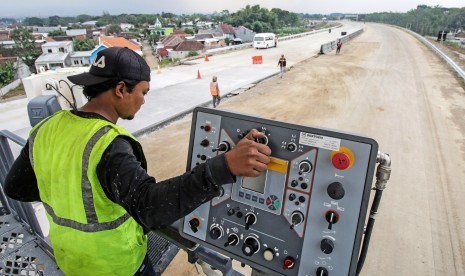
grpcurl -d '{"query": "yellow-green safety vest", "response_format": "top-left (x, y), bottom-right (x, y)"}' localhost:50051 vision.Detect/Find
top-left (29, 110), bottom-right (147, 275)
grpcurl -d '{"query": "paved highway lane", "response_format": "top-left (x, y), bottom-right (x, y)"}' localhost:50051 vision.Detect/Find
top-left (119, 21), bottom-right (365, 134)
top-left (140, 23), bottom-right (465, 275)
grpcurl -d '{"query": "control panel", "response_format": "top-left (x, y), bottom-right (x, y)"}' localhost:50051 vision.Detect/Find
top-left (181, 107), bottom-right (378, 276)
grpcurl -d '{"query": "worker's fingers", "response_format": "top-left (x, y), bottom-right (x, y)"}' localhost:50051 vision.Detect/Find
top-left (243, 129), bottom-right (263, 140)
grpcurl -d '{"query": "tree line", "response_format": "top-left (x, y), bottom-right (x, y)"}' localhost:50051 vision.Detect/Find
top-left (19, 5), bottom-right (308, 33)
top-left (362, 5), bottom-right (465, 36)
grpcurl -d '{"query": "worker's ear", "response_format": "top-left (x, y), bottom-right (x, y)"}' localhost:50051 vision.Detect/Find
top-left (115, 82), bottom-right (125, 98)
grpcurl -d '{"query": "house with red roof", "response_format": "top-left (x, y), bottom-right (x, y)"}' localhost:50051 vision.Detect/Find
top-left (169, 40), bottom-right (204, 59)
top-left (217, 23), bottom-right (236, 40)
top-left (99, 36), bottom-right (142, 55)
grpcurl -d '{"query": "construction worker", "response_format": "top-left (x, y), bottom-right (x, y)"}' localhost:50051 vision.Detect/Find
top-left (4, 47), bottom-right (272, 276)
top-left (210, 76), bottom-right (221, 108)
top-left (336, 39), bottom-right (343, 54)
top-left (277, 54), bottom-right (287, 78)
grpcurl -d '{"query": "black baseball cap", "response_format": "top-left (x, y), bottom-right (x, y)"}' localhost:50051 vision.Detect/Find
top-left (68, 47), bottom-right (151, 86)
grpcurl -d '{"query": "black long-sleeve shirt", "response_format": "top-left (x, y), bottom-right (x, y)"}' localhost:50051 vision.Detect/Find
top-left (4, 111), bottom-right (235, 230)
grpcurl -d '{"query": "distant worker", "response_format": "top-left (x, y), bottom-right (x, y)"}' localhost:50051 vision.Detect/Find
top-left (336, 39), bottom-right (343, 55)
top-left (329, 28), bottom-right (332, 33)
top-left (277, 54), bottom-right (286, 78)
top-left (4, 47), bottom-right (272, 276)
top-left (210, 76), bottom-right (221, 108)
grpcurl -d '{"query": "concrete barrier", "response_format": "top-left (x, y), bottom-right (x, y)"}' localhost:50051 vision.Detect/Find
top-left (319, 28), bottom-right (364, 54)
top-left (0, 79), bottom-right (22, 98)
top-left (205, 24), bottom-right (343, 57)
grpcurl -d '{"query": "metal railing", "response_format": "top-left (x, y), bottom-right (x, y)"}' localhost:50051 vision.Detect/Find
top-left (406, 29), bottom-right (465, 81)
top-left (0, 130), bottom-right (56, 263)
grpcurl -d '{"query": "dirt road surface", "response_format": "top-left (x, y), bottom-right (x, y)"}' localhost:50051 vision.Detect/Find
top-left (140, 23), bottom-right (465, 275)
top-left (142, 40), bottom-right (159, 70)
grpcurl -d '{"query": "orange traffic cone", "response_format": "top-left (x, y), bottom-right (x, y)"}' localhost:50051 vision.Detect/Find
top-left (197, 69), bottom-right (202, 79)
top-left (157, 65), bottom-right (161, 74)
top-left (204, 54), bottom-right (209, 62)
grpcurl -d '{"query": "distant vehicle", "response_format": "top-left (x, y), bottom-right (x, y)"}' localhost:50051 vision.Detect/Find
top-left (253, 33), bottom-right (277, 49)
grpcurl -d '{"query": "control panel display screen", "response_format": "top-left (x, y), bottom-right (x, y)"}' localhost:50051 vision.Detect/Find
top-left (242, 172), bottom-right (267, 194)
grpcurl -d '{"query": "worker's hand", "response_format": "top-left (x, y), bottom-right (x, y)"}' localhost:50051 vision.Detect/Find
top-left (225, 129), bottom-right (272, 177)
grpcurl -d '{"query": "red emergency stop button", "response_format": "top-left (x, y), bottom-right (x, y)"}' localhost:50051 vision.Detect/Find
top-left (330, 147), bottom-right (355, 170)
top-left (283, 256), bottom-right (295, 269)
top-left (332, 152), bottom-right (351, 170)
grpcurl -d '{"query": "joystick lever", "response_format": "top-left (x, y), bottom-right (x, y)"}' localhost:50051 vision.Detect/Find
top-left (212, 141), bottom-right (231, 152)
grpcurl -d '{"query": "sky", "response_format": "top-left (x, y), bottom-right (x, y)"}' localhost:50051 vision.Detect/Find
top-left (1, 0), bottom-right (464, 18)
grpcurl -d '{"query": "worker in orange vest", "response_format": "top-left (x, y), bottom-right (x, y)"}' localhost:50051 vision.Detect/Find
top-left (210, 76), bottom-right (221, 108)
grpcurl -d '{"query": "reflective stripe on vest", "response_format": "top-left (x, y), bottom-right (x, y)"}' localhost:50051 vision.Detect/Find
top-left (42, 202), bottom-right (130, 232)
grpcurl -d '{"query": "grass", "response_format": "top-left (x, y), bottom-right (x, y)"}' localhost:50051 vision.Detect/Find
top-left (0, 83), bottom-right (26, 101)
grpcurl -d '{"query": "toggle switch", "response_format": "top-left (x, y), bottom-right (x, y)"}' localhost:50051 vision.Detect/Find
top-left (255, 135), bottom-right (268, 145)
top-left (290, 211), bottom-right (304, 229)
top-left (212, 141), bottom-right (230, 152)
top-left (200, 139), bottom-right (210, 147)
top-left (209, 226), bottom-right (223, 240)
top-left (298, 160), bottom-right (313, 173)
top-left (286, 142), bottom-right (297, 152)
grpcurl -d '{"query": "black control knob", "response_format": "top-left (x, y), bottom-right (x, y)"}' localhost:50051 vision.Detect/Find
top-left (286, 142), bottom-right (297, 152)
top-left (244, 213), bottom-right (257, 230)
top-left (320, 238), bottom-right (334, 254)
top-left (242, 237), bottom-right (259, 256)
top-left (327, 182), bottom-right (345, 200)
top-left (288, 193), bottom-right (296, 201)
top-left (213, 141), bottom-right (230, 152)
top-left (291, 180), bottom-right (298, 187)
top-left (299, 160), bottom-right (313, 173)
top-left (224, 234), bottom-right (239, 247)
top-left (188, 218), bottom-right (200, 233)
top-left (316, 267), bottom-right (329, 276)
top-left (290, 211), bottom-right (304, 229)
top-left (209, 226), bottom-right (223, 240)
top-left (325, 210), bottom-right (339, 230)
top-left (200, 139), bottom-right (210, 147)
